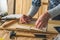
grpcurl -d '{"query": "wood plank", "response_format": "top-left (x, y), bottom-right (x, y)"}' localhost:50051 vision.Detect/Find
top-left (17, 37), bottom-right (43, 40)
top-left (1, 20), bottom-right (17, 28)
top-left (48, 20), bottom-right (60, 25)
top-left (41, 5), bottom-right (48, 14)
top-left (22, 0), bottom-right (27, 14)
top-left (0, 20), bottom-right (59, 40)
top-left (16, 0), bottom-right (22, 14)
top-left (0, 20), bottom-right (60, 33)
top-left (26, 0), bottom-right (32, 15)
top-left (8, 0), bottom-right (14, 14)
top-left (0, 30), bottom-right (56, 40)
top-left (48, 20), bottom-right (60, 33)
top-left (38, 6), bottom-right (42, 18)
top-left (42, 0), bottom-right (48, 3)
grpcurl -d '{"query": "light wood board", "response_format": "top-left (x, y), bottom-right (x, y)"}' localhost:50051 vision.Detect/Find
top-left (0, 20), bottom-right (60, 33)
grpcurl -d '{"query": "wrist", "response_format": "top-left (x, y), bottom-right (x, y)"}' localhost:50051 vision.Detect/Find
top-left (23, 14), bottom-right (32, 19)
top-left (41, 11), bottom-right (51, 21)
top-left (27, 15), bottom-right (32, 19)
top-left (44, 11), bottom-right (51, 19)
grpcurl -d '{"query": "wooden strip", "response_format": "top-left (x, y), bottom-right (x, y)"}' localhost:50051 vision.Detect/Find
top-left (0, 28), bottom-right (58, 34)
top-left (16, 32), bottom-right (35, 37)
top-left (1, 20), bottom-right (17, 28)
top-left (0, 20), bottom-right (60, 34)
top-left (16, 0), bottom-right (22, 14)
top-left (22, 0), bottom-right (27, 14)
top-left (8, 0), bottom-right (14, 14)
top-left (16, 32), bottom-right (51, 38)
top-left (48, 20), bottom-right (60, 25)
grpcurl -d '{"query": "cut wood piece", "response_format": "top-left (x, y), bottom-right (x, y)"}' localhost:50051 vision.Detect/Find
top-left (0, 20), bottom-right (60, 34)
top-left (16, 32), bottom-right (51, 38)
top-left (17, 37), bottom-right (43, 40)
top-left (48, 20), bottom-right (60, 25)
top-left (1, 20), bottom-right (17, 28)
top-left (16, 32), bottom-right (35, 37)
top-left (0, 27), bottom-right (58, 34)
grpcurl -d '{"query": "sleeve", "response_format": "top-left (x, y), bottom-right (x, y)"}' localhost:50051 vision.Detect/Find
top-left (27, 0), bottom-right (41, 17)
top-left (48, 4), bottom-right (60, 18)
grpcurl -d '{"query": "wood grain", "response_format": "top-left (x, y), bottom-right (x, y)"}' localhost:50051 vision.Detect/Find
top-left (1, 20), bottom-right (17, 28)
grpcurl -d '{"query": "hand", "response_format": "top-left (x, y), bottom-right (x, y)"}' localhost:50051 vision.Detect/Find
top-left (35, 12), bottom-right (51, 29)
top-left (19, 15), bottom-right (32, 24)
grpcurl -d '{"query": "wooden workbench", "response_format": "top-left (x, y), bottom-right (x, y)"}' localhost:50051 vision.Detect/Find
top-left (0, 20), bottom-right (60, 40)
top-left (0, 20), bottom-right (60, 33)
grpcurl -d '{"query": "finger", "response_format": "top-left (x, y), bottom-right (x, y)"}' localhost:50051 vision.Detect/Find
top-left (38, 19), bottom-right (48, 28)
top-left (35, 21), bottom-right (43, 29)
top-left (36, 21), bottom-right (47, 29)
top-left (35, 19), bottom-right (41, 28)
top-left (35, 15), bottom-right (43, 25)
top-left (23, 17), bottom-right (31, 24)
top-left (20, 18), bottom-right (25, 24)
top-left (20, 17), bottom-right (27, 24)
top-left (35, 19), bottom-right (39, 26)
top-left (23, 18), bottom-right (30, 23)
top-left (19, 15), bottom-right (27, 24)
top-left (36, 21), bottom-right (43, 29)
top-left (25, 18), bottom-right (31, 22)
top-left (19, 18), bottom-right (23, 23)
top-left (40, 21), bottom-right (48, 29)
top-left (20, 18), bottom-right (23, 23)
top-left (22, 18), bottom-right (28, 23)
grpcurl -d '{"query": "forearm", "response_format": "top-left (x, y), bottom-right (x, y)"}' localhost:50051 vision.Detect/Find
top-left (48, 4), bottom-right (60, 18)
top-left (27, 0), bottom-right (41, 17)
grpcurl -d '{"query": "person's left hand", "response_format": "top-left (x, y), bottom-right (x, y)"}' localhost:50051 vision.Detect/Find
top-left (19, 15), bottom-right (32, 24)
top-left (35, 12), bottom-right (51, 29)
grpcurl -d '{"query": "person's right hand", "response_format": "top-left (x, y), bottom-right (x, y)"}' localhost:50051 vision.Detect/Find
top-left (35, 12), bottom-right (51, 29)
top-left (19, 15), bottom-right (32, 24)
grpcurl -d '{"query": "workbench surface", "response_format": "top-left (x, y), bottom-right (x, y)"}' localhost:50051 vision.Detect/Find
top-left (0, 20), bottom-right (60, 33)
top-left (0, 20), bottom-right (60, 40)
